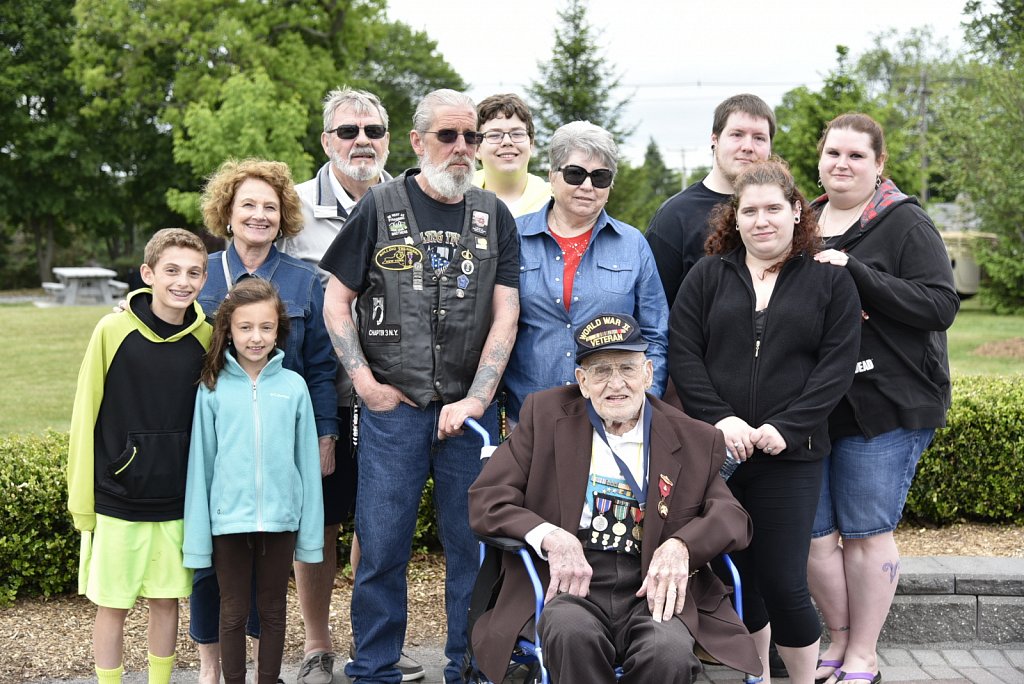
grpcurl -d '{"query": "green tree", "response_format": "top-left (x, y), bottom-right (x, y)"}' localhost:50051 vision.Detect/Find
top-left (773, 46), bottom-right (912, 199)
top-left (606, 139), bottom-right (681, 230)
top-left (352, 21), bottom-right (467, 173)
top-left (1, 1), bottom-right (97, 283)
top-left (527, 0), bottom-right (632, 167)
top-left (937, 1), bottom-right (1024, 313)
top-left (853, 28), bottom-right (965, 202)
top-left (67, 0), bottom-right (465, 247)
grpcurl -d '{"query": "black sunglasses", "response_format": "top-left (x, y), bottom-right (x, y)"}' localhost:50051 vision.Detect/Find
top-left (557, 165), bottom-right (614, 188)
top-left (327, 124), bottom-right (388, 140)
top-left (426, 129), bottom-right (485, 145)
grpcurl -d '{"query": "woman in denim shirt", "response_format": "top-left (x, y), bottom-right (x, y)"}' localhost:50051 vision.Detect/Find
top-left (504, 121), bottom-right (668, 424)
top-left (191, 158), bottom-right (339, 683)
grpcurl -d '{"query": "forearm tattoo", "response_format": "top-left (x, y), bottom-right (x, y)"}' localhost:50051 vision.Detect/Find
top-left (328, 319), bottom-right (368, 375)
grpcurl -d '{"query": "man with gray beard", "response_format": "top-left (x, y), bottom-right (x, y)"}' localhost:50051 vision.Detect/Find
top-left (282, 88), bottom-right (426, 683)
top-left (320, 89), bottom-right (520, 683)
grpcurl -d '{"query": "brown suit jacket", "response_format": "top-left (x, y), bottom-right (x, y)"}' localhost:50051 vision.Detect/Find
top-left (468, 386), bottom-right (762, 682)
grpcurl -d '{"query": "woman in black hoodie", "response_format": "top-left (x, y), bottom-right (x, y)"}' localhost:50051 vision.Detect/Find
top-left (670, 159), bottom-right (861, 684)
top-left (808, 113), bottom-right (959, 684)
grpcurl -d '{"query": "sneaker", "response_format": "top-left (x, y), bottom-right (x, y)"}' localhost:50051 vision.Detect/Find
top-left (396, 652), bottom-right (425, 682)
top-left (297, 650), bottom-right (336, 684)
top-left (345, 641), bottom-right (425, 681)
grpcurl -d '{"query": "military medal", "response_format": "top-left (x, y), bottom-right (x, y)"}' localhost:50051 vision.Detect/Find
top-left (412, 261), bottom-right (423, 291)
top-left (611, 499), bottom-right (628, 537)
top-left (657, 474), bottom-right (673, 519)
top-left (461, 259), bottom-right (475, 275)
top-left (592, 494), bottom-right (611, 532)
top-left (631, 506), bottom-right (644, 541)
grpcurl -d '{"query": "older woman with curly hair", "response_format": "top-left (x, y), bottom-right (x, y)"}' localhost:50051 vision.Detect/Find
top-left (190, 158), bottom-right (338, 684)
top-left (669, 160), bottom-right (862, 684)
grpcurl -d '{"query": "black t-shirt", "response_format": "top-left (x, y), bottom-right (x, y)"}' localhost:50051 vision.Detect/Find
top-left (320, 173), bottom-right (520, 292)
top-left (645, 180), bottom-right (732, 307)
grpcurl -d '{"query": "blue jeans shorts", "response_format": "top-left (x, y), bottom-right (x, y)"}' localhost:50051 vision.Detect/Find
top-left (812, 427), bottom-right (935, 539)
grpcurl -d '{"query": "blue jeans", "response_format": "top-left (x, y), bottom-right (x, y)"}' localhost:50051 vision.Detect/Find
top-left (812, 427), bottom-right (936, 539)
top-left (345, 400), bottom-right (497, 684)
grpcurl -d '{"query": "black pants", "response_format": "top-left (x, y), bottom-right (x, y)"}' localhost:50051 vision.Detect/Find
top-left (538, 549), bottom-right (702, 684)
top-left (213, 532), bottom-right (297, 684)
top-left (724, 458), bottom-right (823, 647)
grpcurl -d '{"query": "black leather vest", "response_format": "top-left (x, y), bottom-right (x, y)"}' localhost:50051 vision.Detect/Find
top-left (356, 170), bottom-right (499, 408)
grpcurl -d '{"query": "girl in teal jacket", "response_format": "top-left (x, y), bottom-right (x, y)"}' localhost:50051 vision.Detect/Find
top-left (183, 278), bottom-right (323, 684)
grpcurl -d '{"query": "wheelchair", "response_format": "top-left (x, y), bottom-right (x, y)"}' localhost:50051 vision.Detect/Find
top-left (461, 418), bottom-right (761, 684)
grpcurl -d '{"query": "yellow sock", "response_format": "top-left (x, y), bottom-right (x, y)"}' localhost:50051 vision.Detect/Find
top-left (147, 652), bottom-right (175, 684)
top-left (96, 663), bottom-right (123, 684)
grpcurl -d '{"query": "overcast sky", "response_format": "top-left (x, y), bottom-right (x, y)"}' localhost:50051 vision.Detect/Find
top-left (385, 0), bottom-right (969, 176)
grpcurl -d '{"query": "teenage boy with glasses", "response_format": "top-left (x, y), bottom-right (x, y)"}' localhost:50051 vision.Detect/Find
top-left (473, 93), bottom-right (552, 217)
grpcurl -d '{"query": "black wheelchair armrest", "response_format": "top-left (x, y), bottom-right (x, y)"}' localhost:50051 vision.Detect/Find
top-left (475, 534), bottom-right (526, 553)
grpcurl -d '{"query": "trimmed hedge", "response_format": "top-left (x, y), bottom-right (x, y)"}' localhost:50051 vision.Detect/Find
top-left (1, 375), bottom-right (1021, 603)
top-left (905, 375), bottom-right (1024, 523)
top-left (0, 431), bottom-right (77, 604)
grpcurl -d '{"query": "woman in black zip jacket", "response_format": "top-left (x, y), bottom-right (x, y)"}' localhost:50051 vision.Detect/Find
top-left (807, 114), bottom-right (959, 684)
top-left (669, 160), bottom-right (861, 684)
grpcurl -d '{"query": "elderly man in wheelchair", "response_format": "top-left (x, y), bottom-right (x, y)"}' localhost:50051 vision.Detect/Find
top-left (468, 313), bottom-right (763, 683)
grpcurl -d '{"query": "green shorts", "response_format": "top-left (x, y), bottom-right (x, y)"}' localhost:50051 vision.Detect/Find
top-left (79, 514), bottom-right (193, 609)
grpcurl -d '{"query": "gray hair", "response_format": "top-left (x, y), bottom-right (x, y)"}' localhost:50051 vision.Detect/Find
top-left (322, 87), bottom-right (389, 131)
top-left (549, 121), bottom-right (618, 176)
top-left (412, 89), bottom-right (476, 133)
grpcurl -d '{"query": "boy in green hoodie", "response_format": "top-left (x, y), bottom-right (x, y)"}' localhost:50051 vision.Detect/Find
top-left (67, 228), bottom-right (212, 684)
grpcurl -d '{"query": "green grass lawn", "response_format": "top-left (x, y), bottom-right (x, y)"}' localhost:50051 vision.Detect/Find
top-left (0, 298), bottom-right (1021, 436)
top-left (0, 303), bottom-right (108, 435)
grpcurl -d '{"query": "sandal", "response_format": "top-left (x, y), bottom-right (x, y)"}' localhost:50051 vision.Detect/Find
top-left (814, 659), bottom-right (843, 684)
top-left (836, 670), bottom-right (882, 684)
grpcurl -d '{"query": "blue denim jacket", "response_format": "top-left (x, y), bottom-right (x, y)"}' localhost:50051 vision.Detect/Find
top-left (198, 243), bottom-right (339, 438)
top-left (504, 204), bottom-right (669, 421)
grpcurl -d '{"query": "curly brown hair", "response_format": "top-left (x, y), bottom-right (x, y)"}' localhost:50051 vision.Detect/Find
top-left (200, 158), bottom-right (304, 239)
top-left (200, 278), bottom-right (291, 390)
top-left (705, 159), bottom-right (819, 273)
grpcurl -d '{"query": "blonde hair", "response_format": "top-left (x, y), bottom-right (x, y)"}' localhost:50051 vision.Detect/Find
top-left (200, 158), bottom-right (304, 239)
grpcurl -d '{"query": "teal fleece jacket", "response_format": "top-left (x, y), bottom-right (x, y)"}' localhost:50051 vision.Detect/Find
top-left (182, 348), bottom-right (324, 567)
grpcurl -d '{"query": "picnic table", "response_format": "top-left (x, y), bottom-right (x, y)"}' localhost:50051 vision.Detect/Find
top-left (45, 267), bottom-right (127, 306)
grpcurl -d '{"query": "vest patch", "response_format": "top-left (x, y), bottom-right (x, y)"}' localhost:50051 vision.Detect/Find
top-left (385, 211), bottom-right (410, 238)
top-left (470, 210), bottom-right (489, 235)
top-left (366, 324), bottom-right (401, 342)
top-left (375, 244), bottom-right (423, 271)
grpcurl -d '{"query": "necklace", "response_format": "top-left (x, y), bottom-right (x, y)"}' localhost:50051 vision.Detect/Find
top-left (820, 197), bottom-right (871, 236)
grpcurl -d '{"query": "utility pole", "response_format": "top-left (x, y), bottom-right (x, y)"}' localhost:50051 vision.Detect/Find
top-left (918, 68), bottom-right (929, 203)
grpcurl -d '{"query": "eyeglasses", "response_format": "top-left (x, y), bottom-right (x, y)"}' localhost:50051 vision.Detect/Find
top-left (482, 129), bottom-right (530, 144)
top-left (582, 362), bottom-right (642, 383)
top-left (327, 124), bottom-right (388, 140)
top-left (557, 165), bottom-right (614, 189)
top-left (426, 129), bottom-right (485, 145)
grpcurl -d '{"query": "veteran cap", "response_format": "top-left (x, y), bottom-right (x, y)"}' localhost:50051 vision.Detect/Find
top-left (575, 313), bottom-right (649, 363)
